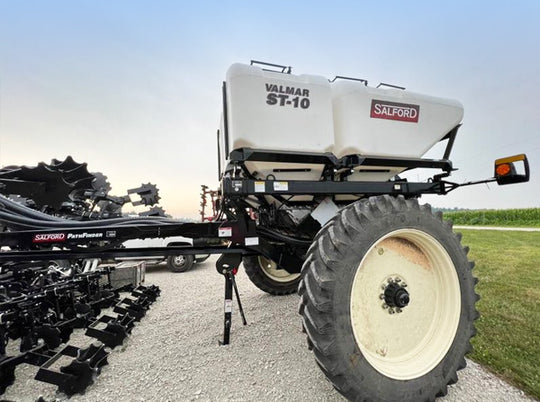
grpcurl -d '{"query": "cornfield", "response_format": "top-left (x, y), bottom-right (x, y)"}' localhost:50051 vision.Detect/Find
top-left (443, 208), bottom-right (540, 227)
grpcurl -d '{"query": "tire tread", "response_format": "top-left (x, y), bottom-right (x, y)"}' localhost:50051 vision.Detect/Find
top-left (298, 195), bottom-right (479, 401)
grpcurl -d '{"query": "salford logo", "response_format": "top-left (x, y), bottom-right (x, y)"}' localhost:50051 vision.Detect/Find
top-left (370, 100), bottom-right (420, 123)
top-left (33, 233), bottom-right (66, 243)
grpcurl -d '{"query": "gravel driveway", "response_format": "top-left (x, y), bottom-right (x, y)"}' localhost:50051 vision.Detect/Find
top-left (4, 257), bottom-right (534, 402)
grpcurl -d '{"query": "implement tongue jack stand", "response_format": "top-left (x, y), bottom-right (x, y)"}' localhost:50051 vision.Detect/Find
top-left (216, 254), bottom-right (247, 345)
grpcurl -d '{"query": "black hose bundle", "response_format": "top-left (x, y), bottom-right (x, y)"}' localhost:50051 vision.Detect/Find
top-left (0, 194), bottom-right (183, 231)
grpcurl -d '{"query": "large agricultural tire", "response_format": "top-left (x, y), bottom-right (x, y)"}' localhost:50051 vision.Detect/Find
top-left (243, 256), bottom-right (302, 295)
top-left (298, 195), bottom-right (479, 402)
top-left (166, 254), bottom-right (194, 273)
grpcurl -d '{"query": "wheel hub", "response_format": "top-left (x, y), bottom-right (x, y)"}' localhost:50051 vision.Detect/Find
top-left (173, 256), bottom-right (185, 265)
top-left (380, 277), bottom-right (409, 314)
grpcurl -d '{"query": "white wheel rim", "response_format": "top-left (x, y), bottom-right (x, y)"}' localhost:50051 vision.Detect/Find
top-left (350, 229), bottom-right (461, 380)
top-left (258, 256), bottom-right (301, 283)
top-left (173, 256), bottom-right (186, 266)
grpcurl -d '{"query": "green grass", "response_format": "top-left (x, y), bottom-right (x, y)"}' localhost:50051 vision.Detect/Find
top-left (444, 208), bottom-right (540, 227)
top-left (459, 229), bottom-right (540, 398)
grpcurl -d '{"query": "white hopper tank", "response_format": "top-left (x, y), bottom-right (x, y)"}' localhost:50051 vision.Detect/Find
top-left (220, 63), bottom-right (334, 181)
top-left (331, 80), bottom-right (463, 182)
top-left (332, 81), bottom-right (464, 158)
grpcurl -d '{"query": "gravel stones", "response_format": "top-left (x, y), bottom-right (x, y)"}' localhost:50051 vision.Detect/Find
top-left (4, 256), bottom-right (534, 401)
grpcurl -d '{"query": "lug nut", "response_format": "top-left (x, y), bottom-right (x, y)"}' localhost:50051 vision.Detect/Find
top-left (379, 294), bottom-right (385, 300)
top-left (382, 303), bottom-right (388, 309)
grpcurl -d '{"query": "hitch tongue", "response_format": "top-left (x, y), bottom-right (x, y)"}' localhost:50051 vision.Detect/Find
top-left (216, 254), bottom-right (247, 345)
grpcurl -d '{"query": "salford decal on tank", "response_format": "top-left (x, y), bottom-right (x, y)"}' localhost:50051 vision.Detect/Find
top-left (33, 233), bottom-right (66, 243)
top-left (370, 99), bottom-right (420, 123)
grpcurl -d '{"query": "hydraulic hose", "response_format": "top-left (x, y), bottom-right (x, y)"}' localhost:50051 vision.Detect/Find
top-left (0, 195), bottom-right (184, 228)
top-left (0, 210), bottom-right (183, 229)
top-left (256, 226), bottom-right (313, 247)
top-left (0, 194), bottom-right (64, 221)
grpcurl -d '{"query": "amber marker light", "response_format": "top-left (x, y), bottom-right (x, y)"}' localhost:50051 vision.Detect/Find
top-left (493, 154), bottom-right (529, 185)
top-left (495, 163), bottom-right (512, 176)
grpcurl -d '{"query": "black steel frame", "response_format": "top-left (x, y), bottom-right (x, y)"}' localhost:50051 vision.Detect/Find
top-left (0, 142), bottom-right (507, 346)
top-left (0, 142), bottom-right (477, 265)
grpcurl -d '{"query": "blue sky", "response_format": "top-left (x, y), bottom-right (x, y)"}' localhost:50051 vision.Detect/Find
top-left (0, 1), bottom-right (538, 218)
